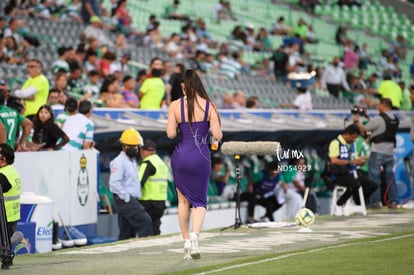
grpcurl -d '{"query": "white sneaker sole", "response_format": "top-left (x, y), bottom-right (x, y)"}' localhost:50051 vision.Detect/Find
top-left (60, 239), bottom-right (75, 247)
top-left (74, 238), bottom-right (88, 246)
top-left (52, 243), bottom-right (62, 250)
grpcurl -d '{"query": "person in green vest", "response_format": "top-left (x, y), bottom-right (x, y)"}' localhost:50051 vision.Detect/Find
top-left (0, 143), bottom-right (21, 258)
top-left (139, 139), bottom-right (169, 235)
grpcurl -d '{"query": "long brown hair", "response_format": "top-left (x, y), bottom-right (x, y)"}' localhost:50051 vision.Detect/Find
top-left (182, 69), bottom-right (220, 124)
top-left (33, 104), bottom-right (55, 130)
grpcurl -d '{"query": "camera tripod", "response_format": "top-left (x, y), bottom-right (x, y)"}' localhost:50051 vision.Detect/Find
top-left (221, 155), bottom-right (243, 231)
top-left (0, 186), bottom-right (13, 270)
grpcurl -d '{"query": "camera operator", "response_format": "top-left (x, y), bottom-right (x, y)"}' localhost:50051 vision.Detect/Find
top-left (343, 105), bottom-right (378, 206)
top-left (353, 97), bottom-right (399, 209)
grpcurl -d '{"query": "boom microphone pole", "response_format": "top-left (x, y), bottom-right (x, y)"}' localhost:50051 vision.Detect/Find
top-left (221, 154), bottom-right (242, 231)
top-left (220, 141), bottom-right (281, 231)
top-left (0, 185), bottom-right (13, 270)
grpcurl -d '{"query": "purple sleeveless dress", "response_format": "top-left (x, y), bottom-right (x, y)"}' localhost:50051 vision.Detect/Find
top-left (171, 97), bottom-right (211, 208)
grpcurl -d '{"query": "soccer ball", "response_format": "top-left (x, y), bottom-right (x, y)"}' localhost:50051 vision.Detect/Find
top-left (295, 208), bottom-right (315, 227)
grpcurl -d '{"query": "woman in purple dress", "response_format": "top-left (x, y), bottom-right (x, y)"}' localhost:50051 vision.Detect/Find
top-left (167, 69), bottom-right (222, 260)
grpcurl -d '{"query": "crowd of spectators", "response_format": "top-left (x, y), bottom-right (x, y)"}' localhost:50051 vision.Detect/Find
top-left (0, 0), bottom-right (413, 115)
top-left (1, 0), bottom-right (413, 225)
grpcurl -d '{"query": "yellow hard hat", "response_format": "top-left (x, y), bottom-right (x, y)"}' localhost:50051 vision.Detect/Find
top-left (119, 128), bottom-right (143, 146)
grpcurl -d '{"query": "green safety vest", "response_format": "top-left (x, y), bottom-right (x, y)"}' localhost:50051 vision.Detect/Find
top-left (1, 165), bottom-right (21, 222)
top-left (139, 154), bottom-right (168, 201)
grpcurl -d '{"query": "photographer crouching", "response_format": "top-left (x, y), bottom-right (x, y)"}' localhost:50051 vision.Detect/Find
top-left (353, 98), bottom-right (399, 209)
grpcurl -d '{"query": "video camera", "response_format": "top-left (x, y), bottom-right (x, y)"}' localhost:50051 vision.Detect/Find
top-left (350, 105), bottom-right (366, 116)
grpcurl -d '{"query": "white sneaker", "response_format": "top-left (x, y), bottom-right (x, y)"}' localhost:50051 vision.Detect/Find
top-left (60, 238), bottom-right (75, 248)
top-left (67, 226), bottom-right (87, 246)
top-left (52, 240), bottom-right (62, 250)
top-left (260, 216), bottom-right (270, 222)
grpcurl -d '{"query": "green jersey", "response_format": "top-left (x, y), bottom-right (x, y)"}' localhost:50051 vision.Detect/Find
top-left (0, 105), bottom-right (25, 149)
top-left (355, 136), bottom-right (370, 172)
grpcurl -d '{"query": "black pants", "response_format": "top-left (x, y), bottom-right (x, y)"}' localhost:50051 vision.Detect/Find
top-left (113, 195), bottom-right (153, 240)
top-left (333, 173), bottom-right (361, 206)
top-left (6, 221), bottom-right (17, 251)
top-left (326, 83), bottom-right (344, 98)
top-left (7, 221), bottom-right (17, 240)
top-left (240, 191), bottom-right (282, 221)
top-left (354, 170), bottom-right (378, 205)
top-left (139, 200), bottom-right (166, 236)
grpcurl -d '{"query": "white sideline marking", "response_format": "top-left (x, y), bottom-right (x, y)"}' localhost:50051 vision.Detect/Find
top-left (194, 233), bottom-right (414, 275)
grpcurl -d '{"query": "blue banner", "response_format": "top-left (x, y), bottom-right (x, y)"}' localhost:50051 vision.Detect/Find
top-left (394, 133), bottom-right (413, 203)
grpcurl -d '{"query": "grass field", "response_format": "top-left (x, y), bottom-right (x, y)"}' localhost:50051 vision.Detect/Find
top-left (5, 210), bottom-right (414, 275)
top-left (180, 233), bottom-right (414, 275)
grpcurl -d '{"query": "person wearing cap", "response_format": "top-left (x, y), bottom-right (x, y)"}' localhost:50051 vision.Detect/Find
top-left (245, 23), bottom-right (259, 51)
top-left (328, 124), bottom-right (365, 216)
top-left (240, 161), bottom-right (283, 223)
top-left (109, 129), bottom-right (153, 240)
top-left (83, 15), bottom-right (115, 48)
top-left (14, 59), bottom-right (50, 121)
top-left (61, 100), bottom-right (94, 151)
top-left (138, 139), bottom-right (169, 235)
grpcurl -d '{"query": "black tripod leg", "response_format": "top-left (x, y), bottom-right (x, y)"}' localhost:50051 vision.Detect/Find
top-left (0, 186), bottom-right (13, 269)
top-left (221, 155), bottom-right (243, 231)
top-left (233, 181), bottom-right (242, 229)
